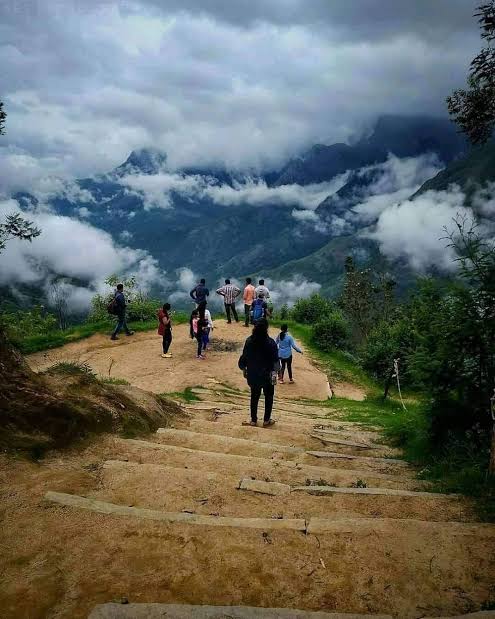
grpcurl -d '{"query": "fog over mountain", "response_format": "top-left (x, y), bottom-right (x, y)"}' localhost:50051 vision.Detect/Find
top-left (2, 1), bottom-right (495, 311)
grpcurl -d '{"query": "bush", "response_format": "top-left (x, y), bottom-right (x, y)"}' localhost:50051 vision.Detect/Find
top-left (360, 318), bottom-right (413, 384)
top-left (311, 311), bottom-right (350, 352)
top-left (0, 306), bottom-right (58, 343)
top-left (88, 275), bottom-right (161, 323)
top-left (291, 294), bottom-right (334, 324)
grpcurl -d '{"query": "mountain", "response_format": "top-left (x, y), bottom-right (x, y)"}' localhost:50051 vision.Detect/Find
top-left (8, 114), bottom-right (480, 309)
top-left (272, 115), bottom-right (466, 186)
top-left (412, 141), bottom-right (495, 200)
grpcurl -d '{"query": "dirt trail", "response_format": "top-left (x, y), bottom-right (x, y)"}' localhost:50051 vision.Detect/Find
top-left (28, 321), bottom-right (332, 400)
top-left (1, 325), bottom-right (494, 618)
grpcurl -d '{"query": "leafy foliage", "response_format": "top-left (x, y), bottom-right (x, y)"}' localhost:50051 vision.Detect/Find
top-left (0, 306), bottom-right (58, 343)
top-left (291, 293), bottom-right (334, 324)
top-left (311, 311), bottom-right (350, 352)
top-left (0, 101), bottom-right (6, 135)
top-left (447, 1), bottom-right (495, 144)
top-left (89, 275), bottom-right (161, 323)
top-left (0, 213), bottom-right (41, 253)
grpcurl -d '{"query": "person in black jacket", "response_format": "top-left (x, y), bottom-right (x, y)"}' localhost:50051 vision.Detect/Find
top-left (238, 318), bottom-right (280, 427)
top-left (110, 283), bottom-right (134, 341)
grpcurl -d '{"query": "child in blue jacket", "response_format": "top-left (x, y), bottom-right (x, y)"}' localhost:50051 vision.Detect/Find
top-left (276, 323), bottom-right (303, 384)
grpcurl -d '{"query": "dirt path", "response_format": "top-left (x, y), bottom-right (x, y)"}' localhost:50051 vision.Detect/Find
top-left (2, 329), bottom-right (494, 618)
top-left (27, 321), bottom-right (331, 401)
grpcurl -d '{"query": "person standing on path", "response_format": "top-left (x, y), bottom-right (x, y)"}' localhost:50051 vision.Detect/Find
top-left (251, 292), bottom-right (271, 324)
top-left (157, 303), bottom-right (172, 358)
top-left (238, 318), bottom-right (280, 427)
top-left (110, 283), bottom-right (134, 341)
top-left (190, 278), bottom-right (209, 320)
top-left (276, 323), bottom-right (303, 384)
top-left (190, 310), bottom-right (208, 359)
top-left (255, 279), bottom-right (270, 300)
top-left (216, 279), bottom-right (241, 323)
top-left (243, 277), bottom-right (256, 327)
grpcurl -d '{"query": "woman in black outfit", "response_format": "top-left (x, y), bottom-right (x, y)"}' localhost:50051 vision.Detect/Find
top-left (238, 318), bottom-right (280, 427)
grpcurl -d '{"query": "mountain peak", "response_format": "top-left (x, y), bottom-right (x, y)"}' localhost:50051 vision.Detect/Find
top-left (116, 148), bottom-right (168, 175)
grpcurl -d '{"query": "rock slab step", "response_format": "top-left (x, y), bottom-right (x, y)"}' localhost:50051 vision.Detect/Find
top-left (88, 603), bottom-right (394, 619)
top-left (44, 492), bottom-right (306, 531)
top-left (238, 478), bottom-right (291, 496)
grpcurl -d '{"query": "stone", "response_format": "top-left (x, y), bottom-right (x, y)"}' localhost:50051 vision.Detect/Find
top-left (238, 478), bottom-right (291, 496)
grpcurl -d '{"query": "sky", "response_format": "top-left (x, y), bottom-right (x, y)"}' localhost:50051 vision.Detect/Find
top-left (0, 0), bottom-right (481, 189)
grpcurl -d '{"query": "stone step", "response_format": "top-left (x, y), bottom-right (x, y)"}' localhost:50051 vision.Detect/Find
top-left (89, 603), bottom-right (394, 619)
top-left (45, 491), bottom-right (495, 538)
top-left (290, 485), bottom-right (459, 499)
top-left (307, 451), bottom-right (409, 466)
top-left (44, 491), bottom-right (306, 531)
top-left (311, 434), bottom-right (377, 450)
top-left (119, 439), bottom-right (426, 490)
top-left (99, 460), bottom-right (474, 522)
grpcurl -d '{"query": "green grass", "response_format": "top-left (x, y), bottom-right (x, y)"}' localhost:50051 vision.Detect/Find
top-left (14, 312), bottom-right (189, 355)
top-left (162, 386), bottom-right (202, 403)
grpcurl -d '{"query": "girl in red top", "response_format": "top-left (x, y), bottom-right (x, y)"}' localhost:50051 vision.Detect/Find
top-left (157, 303), bottom-right (172, 358)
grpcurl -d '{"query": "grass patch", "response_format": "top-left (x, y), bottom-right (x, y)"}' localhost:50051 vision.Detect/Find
top-left (161, 386), bottom-right (202, 403)
top-left (100, 377), bottom-right (130, 386)
top-left (14, 312), bottom-right (189, 355)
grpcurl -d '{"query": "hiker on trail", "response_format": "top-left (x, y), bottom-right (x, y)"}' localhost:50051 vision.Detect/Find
top-left (255, 279), bottom-right (270, 300)
top-left (157, 303), bottom-right (172, 358)
top-left (216, 279), bottom-right (241, 324)
top-left (243, 277), bottom-right (256, 327)
top-left (110, 283), bottom-right (134, 341)
top-left (190, 278), bottom-right (209, 320)
top-left (276, 323), bottom-right (302, 384)
top-left (251, 292), bottom-right (271, 324)
top-left (238, 318), bottom-right (280, 427)
top-left (190, 309), bottom-right (209, 360)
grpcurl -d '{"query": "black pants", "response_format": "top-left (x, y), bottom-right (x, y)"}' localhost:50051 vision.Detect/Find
top-left (197, 301), bottom-right (207, 320)
top-left (196, 333), bottom-right (203, 357)
top-left (162, 330), bottom-right (172, 354)
top-left (225, 303), bottom-right (239, 323)
top-left (250, 383), bottom-right (274, 423)
top-left (280, 356), bottom-right (293, 380)
top-left (244, 304), bottom-right (251, 326)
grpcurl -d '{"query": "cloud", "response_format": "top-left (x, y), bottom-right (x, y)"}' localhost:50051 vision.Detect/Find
top-left (364, 186), bottom-right (474, 271)
top-left (120, 170), bottom-right (349, 210)
top-left (264, 275), bottom-right (321, 307)
top-left (0, 1), bottom-right (480, 186)
top-left (0, 198), bottom-right (166, 312)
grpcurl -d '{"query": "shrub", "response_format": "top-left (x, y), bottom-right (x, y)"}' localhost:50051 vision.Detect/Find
top-left (0, 306), bottom-right (58, 343)
top-left (360, 318), bottom-right (413, 384)
top-left (88, 275), bottom-right (161, 323)
top-left (311, 311), bottom-right (350, 352)
top-left (292, 294), bottom-right (334, 325)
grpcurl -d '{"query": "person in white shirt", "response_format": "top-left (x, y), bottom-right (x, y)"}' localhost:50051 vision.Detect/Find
top-left (255, 279), bottom-right (270, 300)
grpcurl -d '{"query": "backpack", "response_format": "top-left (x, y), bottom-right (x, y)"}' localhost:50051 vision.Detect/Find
top-left (107, 296), bottom-right (117, 315)
top-left (252, 299), bottom-right (265, 321)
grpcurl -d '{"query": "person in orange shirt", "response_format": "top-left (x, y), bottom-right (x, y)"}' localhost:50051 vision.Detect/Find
top-left (243, 277), bottom-right (256, 327)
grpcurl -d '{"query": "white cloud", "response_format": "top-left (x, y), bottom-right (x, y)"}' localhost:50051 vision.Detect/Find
top-left (0, 199), bottom-right (166, 312)
top-left (0, 1), bottom-right (479, 185)
top-left (120, 170), bottom-right (349, 211)
top-left (365, 186), bottom-right (474, 271)
top-left (265, 275), bottom-right (321, 307)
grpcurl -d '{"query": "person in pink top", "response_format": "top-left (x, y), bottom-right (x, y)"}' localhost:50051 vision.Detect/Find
top-left (243, 277), bottom-right (257, 327)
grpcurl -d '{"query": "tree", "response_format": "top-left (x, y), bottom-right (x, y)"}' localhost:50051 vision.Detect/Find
top-left (447, 1), bottom-right (495, 144)
top-left (0, 101), bottom-right (6, 135)
top-left (0, 213), bottom-right (41, 253)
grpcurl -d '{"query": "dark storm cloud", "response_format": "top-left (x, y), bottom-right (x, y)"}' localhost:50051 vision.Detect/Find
top-left (0, 0), bottom-right (482, 189)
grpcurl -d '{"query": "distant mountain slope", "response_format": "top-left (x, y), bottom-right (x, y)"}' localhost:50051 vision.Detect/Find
top-left (272, 115), bottom-right (466, 187)
top-left (412, 141), bottom-right (495, 200)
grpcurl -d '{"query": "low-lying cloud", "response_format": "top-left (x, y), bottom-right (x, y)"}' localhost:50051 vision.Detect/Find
top-left (121, 171), bottom-right (349, 211)
top-left (0, 198), bottom-right (166, 312)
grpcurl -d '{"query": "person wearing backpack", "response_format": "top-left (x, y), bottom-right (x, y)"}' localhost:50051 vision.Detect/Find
top-left (110, 283), bottom-right (134, 341)
top-left (251, 292), bottom-right (270, 324)
top-left (276, 323), bottom-right (303, 384)
top-left (157, 303), bottom-right (172, 358)
top-left (190, 278), bottom-right (209, 320)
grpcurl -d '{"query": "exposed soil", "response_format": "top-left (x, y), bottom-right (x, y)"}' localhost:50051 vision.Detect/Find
top-left (1, 325), bottom-right (495, 618)
top-left (27, 321), bottom-right (331, 401)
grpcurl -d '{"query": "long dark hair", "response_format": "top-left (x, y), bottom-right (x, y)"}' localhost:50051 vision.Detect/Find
top-left (251, 318), bottom-right (269, 347)
top-left (279, 323), bottom-right (288, 341)
top-left (163, 302), bottom-right (171, 313)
